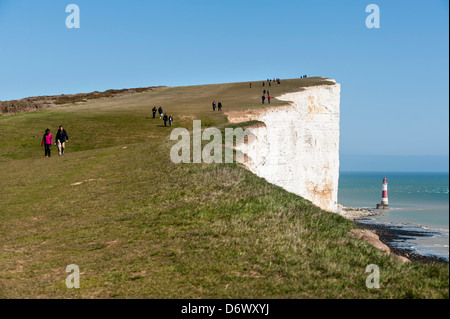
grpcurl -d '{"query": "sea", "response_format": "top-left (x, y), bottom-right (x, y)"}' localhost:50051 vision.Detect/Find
top-left (339, 172), bottom-right (449, 261)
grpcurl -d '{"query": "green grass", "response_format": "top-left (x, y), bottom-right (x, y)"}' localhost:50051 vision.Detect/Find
top-left (0, 78), bottom-right (448, 298)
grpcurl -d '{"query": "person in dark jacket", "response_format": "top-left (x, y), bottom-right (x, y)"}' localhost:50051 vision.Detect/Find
top-left (158, 106), bottom-right (163, 119)
top-left (163, 113), bottom-right (168, 127)
top-left (55, 125), bottom-right (69, 156)
top-left (41, 128), bottom-right (53, 158)
top-left (152, 106), bottom-right (157, 118)
top-left (261, 95), bottom-right (266, 104)
top-left (217, 102), bottom-right (222, 111)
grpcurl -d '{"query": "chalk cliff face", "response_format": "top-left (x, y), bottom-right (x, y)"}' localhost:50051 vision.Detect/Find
top-left (229, 82), bottom-right (340, 212)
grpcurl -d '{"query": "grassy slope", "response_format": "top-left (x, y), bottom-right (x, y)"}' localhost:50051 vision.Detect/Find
top-left (0, 78), bottom-right (448, 298)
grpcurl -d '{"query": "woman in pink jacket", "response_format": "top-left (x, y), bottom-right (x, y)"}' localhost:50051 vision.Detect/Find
top-left (41, 128), bottom-right (53, 157)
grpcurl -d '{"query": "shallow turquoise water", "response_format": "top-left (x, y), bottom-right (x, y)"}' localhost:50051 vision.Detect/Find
top-left (339, 172), bottom-right (449, 260)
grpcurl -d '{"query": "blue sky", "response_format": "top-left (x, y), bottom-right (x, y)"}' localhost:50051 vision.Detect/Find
top-left (0, 0), bottom-right (448, 171)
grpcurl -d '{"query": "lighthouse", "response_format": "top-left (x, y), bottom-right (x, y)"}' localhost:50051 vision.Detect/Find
top-left (376, 177), bottom-right (389, 209)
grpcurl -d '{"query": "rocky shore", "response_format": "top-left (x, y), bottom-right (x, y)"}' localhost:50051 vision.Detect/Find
top-left (337, 205), bottom-right (383, 220)
top-left (354, 221), bottom-right (448, 264)
top-left (339, 205), bottom-right (448, 264)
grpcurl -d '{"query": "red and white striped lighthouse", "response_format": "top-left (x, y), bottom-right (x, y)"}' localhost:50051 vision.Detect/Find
top-left (377, 177), bottom-right (389, 209)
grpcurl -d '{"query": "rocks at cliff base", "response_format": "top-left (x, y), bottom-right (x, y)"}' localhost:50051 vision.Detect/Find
top-left (349, 228), bottom-right (410, 263)
top-left (337, 204), bottom-right (383, 220)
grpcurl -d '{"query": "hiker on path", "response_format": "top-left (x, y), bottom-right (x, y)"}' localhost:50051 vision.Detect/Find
top-left (163, 113), bottom-right (168, 127)
top-left (262, 81), bottom-right (265, 87)
top-left (158, 106), bottom-right (163, 119)
top-left (218, 102), bottom-right (222, 111)
top-left (41, 128), bottom-right (53, 158)
top-left (212, 100), bottom-right (216, 111)
top-left (268, 95), bottom-right (271, 104)
top-left (261, 95), bottom-right (266, 104)
top-left (267, 90), bottom-right (270, 96)
top-left (152, 106), bottom-right (157, 118)
top-left (263, 89), bottom-right (266, 95)
top-left (249, 83), bottom-right (252, 88)
top-left (55, 125), bottom-right (69, 156)
top-left (169, 115), bottom-right (173, 126)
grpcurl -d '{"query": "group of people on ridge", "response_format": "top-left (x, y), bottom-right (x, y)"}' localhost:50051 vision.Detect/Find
top-left (250, 78), bottom-right (280, 104)
top-left (41, 125), bottom-right (69, 157)
top-left (250, 78), bottom-right (280, 89)
top-left (262, 78), bottom-right (278, 104)
top-left (267, 78), bottom-right (281, 85)
top-left (152, 106), bottom-right (173, 127)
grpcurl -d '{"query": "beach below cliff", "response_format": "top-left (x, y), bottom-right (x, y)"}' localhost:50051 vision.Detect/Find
top-left (339, 205), bottom-right (448, 264)
top-left (354, 220), bottom-right (448, 263)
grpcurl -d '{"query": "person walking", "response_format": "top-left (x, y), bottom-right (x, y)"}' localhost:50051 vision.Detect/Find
top-left (152, 106), bottom-right (157, 118)
top-left (169, 115), bottom-right (173, 126)
top-left (262, 81), bottom-right (265, 87)
top-left (263, 89), bottom-right (266, 95)
top-left (268, 95), bottom-right (271, 104)
top-left (218, 102), bottom-right (222, 111)
top-left (41, 128), bottom-right (53, 158)
top-left (261, 95), bottom-right (266, 104)
top-left (55, 125), bottom-right (69, 156)
top-left (212, 100), bottom-right (216, 111)
top-left (158, 106), bottom-right (163, 119)
top-left (249, 83), bottom-right (252, 88)
top-left (163, 113), bottom-right (168, 127)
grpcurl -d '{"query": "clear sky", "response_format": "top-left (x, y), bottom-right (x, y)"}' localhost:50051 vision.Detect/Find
top-left (0, 0), bottom-right (448, 171)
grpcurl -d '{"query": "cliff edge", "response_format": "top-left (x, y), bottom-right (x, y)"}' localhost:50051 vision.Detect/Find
top-left (227, 81), bottom-right (340, 212)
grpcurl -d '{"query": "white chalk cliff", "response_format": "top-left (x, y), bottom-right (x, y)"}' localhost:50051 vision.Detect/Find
top-left (228, 81), bottom-right (340, 212)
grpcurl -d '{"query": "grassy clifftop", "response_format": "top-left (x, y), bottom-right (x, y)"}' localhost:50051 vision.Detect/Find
top-left (0, 78), bottom-right (447, 298)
